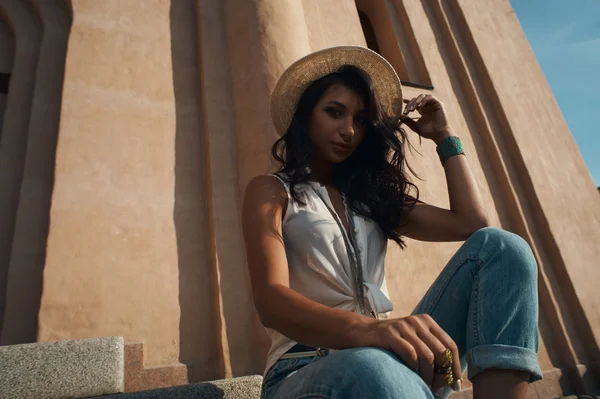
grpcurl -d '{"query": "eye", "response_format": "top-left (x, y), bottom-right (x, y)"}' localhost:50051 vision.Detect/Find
top-left (355, 116), bottom-right (370, 126)
top-left (325, 107), bottom-right (343, 118)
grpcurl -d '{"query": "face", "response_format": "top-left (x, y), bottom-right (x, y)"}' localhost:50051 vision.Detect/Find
top-left (308, 84), bottom-right (369, 164)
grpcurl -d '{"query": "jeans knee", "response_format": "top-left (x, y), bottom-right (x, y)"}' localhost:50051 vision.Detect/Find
top-left (469, 226), bottom-right (514, 245)
top-left (470, 227), bottom-right (537, 282)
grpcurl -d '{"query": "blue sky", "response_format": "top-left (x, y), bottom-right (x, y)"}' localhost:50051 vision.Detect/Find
top-left (510, 0), bottom-right (600, 186)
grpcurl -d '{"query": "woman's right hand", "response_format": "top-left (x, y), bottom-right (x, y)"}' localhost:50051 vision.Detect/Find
top-left (361, 314), bottom-right (462, 392)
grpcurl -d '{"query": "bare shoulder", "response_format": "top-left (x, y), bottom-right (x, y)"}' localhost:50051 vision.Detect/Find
top-left (244, 175), bottom-right (286, 205)
top-left (243, 174), bottom-right (288, 220)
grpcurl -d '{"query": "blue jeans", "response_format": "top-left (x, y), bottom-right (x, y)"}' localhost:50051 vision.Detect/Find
top-left (261, 227), bottom-right (542, 399)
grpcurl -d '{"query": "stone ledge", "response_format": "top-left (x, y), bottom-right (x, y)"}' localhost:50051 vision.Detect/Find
top-left (124, 342), bottom-right (189, 392)
top-left (0, 336), bottom-right (124, 399)
top-left (86, 375), bottom-right (263, 399)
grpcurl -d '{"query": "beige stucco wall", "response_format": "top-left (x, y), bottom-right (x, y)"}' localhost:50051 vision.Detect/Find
top-left (34, 0), bottom-right (220, 380)
top-left (0, 0), bottom-right (596, 390)
top-left (302, 0), bottom-right (366, 50)
top-left (458, 0), bottom-right (600, 368)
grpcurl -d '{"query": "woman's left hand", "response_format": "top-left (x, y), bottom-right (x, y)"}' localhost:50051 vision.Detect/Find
top-left (401, 94), bottom-right (452, 144)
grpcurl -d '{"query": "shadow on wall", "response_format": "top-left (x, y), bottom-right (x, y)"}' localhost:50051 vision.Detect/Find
top-left (0, 5), bottom-right (16, 339)
top-left (423, 0), bottom-right (600, 393)
top-left (0, 0), bottom-right (71, 344)
top-left (170, 0), bottom-right (224, 383)
top-left (422, 0), bottom-right (566, 367)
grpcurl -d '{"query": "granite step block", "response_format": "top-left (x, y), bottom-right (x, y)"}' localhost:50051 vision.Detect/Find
top-left (0, 336), bottom-right (124, 399)
top-left (86, 375), bottom-right (263, 399)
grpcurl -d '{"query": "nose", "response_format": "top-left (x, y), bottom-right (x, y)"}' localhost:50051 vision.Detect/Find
top-left (339, 116), bottom-right (355, 141)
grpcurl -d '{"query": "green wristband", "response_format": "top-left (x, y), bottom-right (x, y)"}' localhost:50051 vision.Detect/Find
top-left (436, 136), bottom-right (464, 165)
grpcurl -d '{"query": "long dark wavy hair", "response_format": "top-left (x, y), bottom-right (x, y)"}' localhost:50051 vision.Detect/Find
top-left (271, 65), bottom-right (419, 248)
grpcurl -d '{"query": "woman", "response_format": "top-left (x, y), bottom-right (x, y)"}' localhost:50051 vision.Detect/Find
top-left (242, 46), bottom-right (541, 399)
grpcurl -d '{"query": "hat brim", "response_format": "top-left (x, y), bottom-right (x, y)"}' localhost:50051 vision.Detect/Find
top-left (270, 46), bottom-right (403, 135)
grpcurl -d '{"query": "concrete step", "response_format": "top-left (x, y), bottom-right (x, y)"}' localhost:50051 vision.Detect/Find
top-left (0, 336), bottom-right (124, 399)
top-left (86, 376), bottom-right (263, 399)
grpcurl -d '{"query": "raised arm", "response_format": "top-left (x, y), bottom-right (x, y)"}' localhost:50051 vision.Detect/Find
top-left (398, 94), bottom-right (489, 242)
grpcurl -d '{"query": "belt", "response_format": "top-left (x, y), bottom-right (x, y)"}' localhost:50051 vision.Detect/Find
top-left (279, 344), bottom-right (333, 360)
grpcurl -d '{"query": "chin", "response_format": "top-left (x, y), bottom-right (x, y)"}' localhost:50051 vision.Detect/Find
top-left (327, 152), bottom-right (351, 164)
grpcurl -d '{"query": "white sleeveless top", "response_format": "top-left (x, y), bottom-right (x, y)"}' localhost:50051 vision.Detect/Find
top-left (263, 174), bottom-right (394, 375)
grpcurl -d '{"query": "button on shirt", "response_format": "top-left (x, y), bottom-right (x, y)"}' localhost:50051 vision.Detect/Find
top-left (263, 174), bottom-right (394, 375)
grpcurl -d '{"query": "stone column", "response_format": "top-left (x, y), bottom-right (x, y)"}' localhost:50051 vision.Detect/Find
top-left (223, 0), bottom-right (311, 191)
top-left (218, 0), bottom-right (311, 376)
top-left (36, 0), bottom-right (214, 372)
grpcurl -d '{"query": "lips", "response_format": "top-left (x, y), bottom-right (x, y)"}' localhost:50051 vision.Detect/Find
top-left (332, 142), bottom-right (352, 151)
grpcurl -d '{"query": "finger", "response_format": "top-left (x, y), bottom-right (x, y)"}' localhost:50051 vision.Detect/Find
top-left (404, 95), bottom-right (425, 114)
top-left (428, 321), bottom-right (462, 387)
top-left (431, 349), bottom-right (452, 391)
top-left (415, 95), bottom-right (436, 114)
top-left (416, 330), bottom-right (449, 390)
top-left (388, 333), bottom-right (419, 372)
top-left (409, 94), bottom-right (426, 113)
top-left (411, 315), bottom-right (449, 389)
top-left (416, 95), bottom-right (443, 115)
top-left (400, 115), bottom-right (420, 133)
top-left (402, 97), bottom-right (417, 114)
top-left (405, 332), bottom-right (436, 388)
top-left (397, 318), bottom-right (436, 385)
top-left (415, 94), bottom-right (432, 109)
top-left (432, 372), bottom-right (448, 395)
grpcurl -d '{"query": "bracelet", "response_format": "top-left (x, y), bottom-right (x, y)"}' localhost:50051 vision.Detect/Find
top-left (436, 136), bottom-right (464, 165)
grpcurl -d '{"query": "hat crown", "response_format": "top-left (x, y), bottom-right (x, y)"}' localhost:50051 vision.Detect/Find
top-left (270, 46), bottom-right (403, 135)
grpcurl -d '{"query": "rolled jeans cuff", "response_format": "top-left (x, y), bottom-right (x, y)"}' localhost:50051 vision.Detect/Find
top-left (467, 344), bottom-right (543, 382)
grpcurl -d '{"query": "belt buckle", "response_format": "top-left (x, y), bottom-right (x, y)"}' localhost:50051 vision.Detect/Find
top-left (316, 348), bottom-right (326, 357)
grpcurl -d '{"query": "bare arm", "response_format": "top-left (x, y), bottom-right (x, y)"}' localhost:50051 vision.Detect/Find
top-left (242, 175), bottom-right (372, 349)
top-left (401, 146), bottom-right (489, 241)
top-left (243, 175), bottom-right (464, 389)
top-left (398, 95), bottom-right (489, 242)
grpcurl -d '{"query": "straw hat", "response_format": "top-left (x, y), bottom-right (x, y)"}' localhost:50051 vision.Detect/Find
top-left (270, 45), bottom-right (403, 135)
